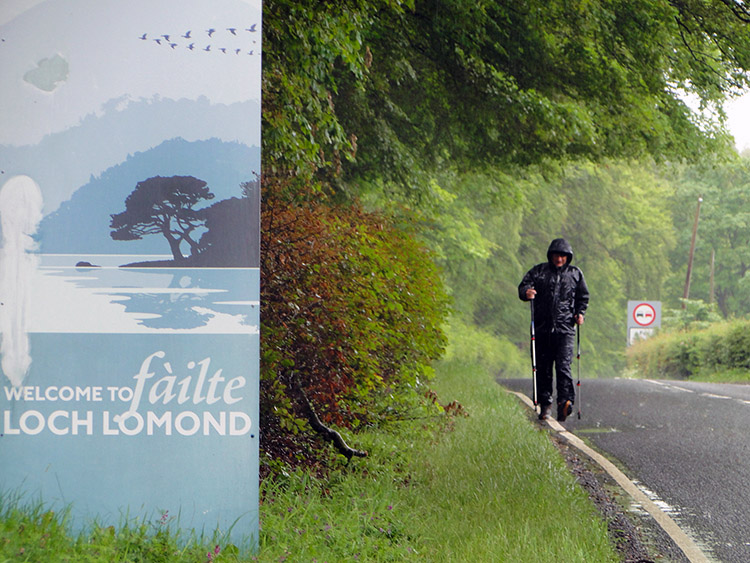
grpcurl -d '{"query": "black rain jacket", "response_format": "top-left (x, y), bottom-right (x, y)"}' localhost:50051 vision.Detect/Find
top-left (518, 238), bottom-right (589, 335)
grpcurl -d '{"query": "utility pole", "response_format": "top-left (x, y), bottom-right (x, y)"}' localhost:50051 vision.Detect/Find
top-left (682, 195), bottom-right (703, 308)
top-left (709, 248), bottom-right (715, 305)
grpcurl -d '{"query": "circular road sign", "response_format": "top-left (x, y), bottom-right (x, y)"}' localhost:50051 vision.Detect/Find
top-left (632, 303), bottom-right (657, 327)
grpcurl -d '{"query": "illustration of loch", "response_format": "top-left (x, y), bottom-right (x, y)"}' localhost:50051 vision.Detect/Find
top-left (23, 139), bottom-right (261, 335)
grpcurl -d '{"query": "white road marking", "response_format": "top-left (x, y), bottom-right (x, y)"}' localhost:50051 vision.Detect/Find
top-left (669, 386), bottom-right (696, 393)
top-left (648, 379), bottom-right (750, 405)
top-left (645, 380), bottom-right (695, 393)
top-left (509, 390), bottom-right (710, 563)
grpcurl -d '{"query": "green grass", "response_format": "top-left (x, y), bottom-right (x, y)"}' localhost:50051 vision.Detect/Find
top-left (0, 494), bottom-right (224, 562)
top-left (1, 361), bottom-right (618, 562)
top-left (399, 361), bottom-right (617, 562)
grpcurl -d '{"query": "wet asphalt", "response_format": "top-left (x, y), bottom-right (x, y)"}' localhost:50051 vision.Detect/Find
top-left (498, 377), bottom-right (750, 563)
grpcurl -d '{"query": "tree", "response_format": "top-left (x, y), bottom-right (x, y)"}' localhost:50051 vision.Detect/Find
top-left (263, 1), bottom-right (750, 194)
top-left (110, 176), bottom-right (214, 261)
top-left (667, 161), bottom-right (750, 317)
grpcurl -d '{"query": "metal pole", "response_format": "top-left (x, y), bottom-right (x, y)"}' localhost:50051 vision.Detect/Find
top-left (576, 324), bottom-right (582, 420)
top-left (530, 299), bottom-right (538, 413)
top-left (682, 195), bottom-right (703, 308)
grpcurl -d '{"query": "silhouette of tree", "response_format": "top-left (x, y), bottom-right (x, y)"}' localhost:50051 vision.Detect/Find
top-left (110, 175), bottom-right (214, 261)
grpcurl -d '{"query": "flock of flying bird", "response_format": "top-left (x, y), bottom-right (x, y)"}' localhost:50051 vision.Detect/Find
top-left (139, 24), bottom-right (259, 55)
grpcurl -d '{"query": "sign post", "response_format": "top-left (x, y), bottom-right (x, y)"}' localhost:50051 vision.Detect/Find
top-left (627, 301), bottom-right (662, 346)
top-left (0, 0), bottom-right (261, 548)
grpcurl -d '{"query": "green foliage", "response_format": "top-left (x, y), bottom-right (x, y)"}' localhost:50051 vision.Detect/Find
top-left (260, 178), bottom-right (449, 466)
top-left (662, 299), bottom-right (723, 332)
top-left (406, 161), bottom-right (676, 376)
top-left (262, 0), bottom-right (412, 182)
top-left (663, 160), bottom-right (750, 317)
top-left (0, 501), bottom-right (74, 561)
top-left (345, 0), bottom-right (735, 180)
top-left (258, 0), bottom-right (750, 471)
top-left (262, 0), bottom-right (750, 198)
top-left (545, 162), bottom-right (677, 370)
top-left (627, 317), bottom-right (750, 381)
top-left (442, 316), bottom-right (526, 377)
top-left (420, 156), bottom-right (750, 382)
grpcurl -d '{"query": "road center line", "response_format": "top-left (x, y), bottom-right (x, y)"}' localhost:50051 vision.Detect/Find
top-left (668, 386), bottom-right (695, 393)
top-left (509, 390), bottom-right (710, 563)
top-left (700, 393), bottom-right (731, 400)
top-left (645, 380), bottom-right (695, 393)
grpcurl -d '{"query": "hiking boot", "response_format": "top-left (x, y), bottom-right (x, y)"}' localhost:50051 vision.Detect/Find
top-left (538, 404), bottom-right (552, 421)
top-left (557, 400), bottom-right (573, 422)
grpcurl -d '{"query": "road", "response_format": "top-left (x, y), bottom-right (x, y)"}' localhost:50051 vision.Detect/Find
top-left (498, 377), bottom-right (750, 563)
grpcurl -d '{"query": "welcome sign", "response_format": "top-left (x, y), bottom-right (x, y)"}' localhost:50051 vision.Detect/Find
top-left (0, 0), bottom-right (260, 545)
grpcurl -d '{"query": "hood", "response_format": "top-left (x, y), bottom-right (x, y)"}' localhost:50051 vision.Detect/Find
top-left (547, 238), bottom-right (574, 265)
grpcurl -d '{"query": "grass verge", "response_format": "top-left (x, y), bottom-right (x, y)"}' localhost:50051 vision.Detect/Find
top-left (1, 360), bottom-right (618, 562)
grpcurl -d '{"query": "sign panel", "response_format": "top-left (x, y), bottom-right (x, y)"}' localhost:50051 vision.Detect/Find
top-left (628, 327), bottom-right (655, 346)
top-left (632, 303), bottom-right (657, 326)
top-left (0, 0), bottom-right (260, 545)
top-left (627, 301), bottom-right (661, 346)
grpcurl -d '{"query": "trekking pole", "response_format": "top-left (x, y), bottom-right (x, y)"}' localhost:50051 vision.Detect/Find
top-left (530, 299), bottom-right (538, 413)
top-left (576, 322), bottom-right (582, 420)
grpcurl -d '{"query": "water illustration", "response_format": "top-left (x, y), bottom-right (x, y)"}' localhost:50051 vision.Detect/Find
top-left (30, 255), bottom-right (259, 334)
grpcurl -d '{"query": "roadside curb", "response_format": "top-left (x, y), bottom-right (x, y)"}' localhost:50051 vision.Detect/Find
top-left (509, 391), bottom-right (710, 563)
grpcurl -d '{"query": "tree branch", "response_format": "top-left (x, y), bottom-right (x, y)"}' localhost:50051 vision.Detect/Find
top-left (717, 0), bottom-right (750, 23)
top-left (293, 374), bottom-right (368, 461)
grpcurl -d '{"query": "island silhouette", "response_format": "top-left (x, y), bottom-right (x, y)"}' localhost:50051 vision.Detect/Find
top-left (109, 174), bottom-right (259, 268)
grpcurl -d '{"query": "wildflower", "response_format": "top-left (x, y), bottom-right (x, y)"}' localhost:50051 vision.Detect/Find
top-left (206, 544), bottom-right (221, 562)
top-left (387, 505), bottom-right (393, 510)
top-left (160, 510), bottom-right (169, 525)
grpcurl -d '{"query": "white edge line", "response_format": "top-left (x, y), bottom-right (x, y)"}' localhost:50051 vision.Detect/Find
top-left (508, 390), bottom-right (710, 563)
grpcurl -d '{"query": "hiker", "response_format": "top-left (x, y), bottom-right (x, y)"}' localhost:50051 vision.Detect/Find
top-left (518, 238), bottom-right (589, 421)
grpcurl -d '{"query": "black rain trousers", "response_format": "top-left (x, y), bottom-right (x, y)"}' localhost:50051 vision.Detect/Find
top-left (535, 330), bottom-right (575, 406)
